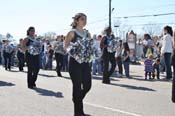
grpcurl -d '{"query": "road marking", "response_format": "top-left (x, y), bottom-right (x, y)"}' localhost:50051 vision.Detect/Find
top-left (84, 102), bottom-right (143, 116)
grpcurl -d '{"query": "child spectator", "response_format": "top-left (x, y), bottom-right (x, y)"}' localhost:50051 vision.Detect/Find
top-left (152, 58), bottom-right (160, 80)
top-left (144, 54), bottom-right (154, 80)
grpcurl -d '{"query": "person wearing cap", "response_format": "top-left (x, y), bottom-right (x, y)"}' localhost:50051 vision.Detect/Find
top-left (17, 38), bottom-right (25, 71)
top-left (4, 40), bottom-right (14, 70)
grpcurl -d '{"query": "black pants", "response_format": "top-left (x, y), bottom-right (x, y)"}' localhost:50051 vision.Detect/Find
top-left (69, 58), bottom-right (91, 116)
top-left (152, 68), bottom-right (160, 79)
top-left (26, 53), bottom-right (40, 88)
top-left (172, 77), bottom-right (175, 103)
top-left (172, 49), bottom-right (175, 102)
top-left (4, 52), bottom-right (12, 70)
top-left (117, 56), bottom-right (123, 75)
top-left (17, 51), bottom-right (25, 71)
top-left (0, 52), bottom-right (2, 64)
top-left (172, 49), bottom-right (175, 78)
top-left (55, 53), bottom-right (63, 76)
top-left (102, 53), bottom-right (116, 83)
top-left (145, 72), bottom-right (151, 79)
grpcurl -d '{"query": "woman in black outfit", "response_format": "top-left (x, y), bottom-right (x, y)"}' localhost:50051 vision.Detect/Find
top-left (23, 27), bottom-right (40, 89)
top-left (100, 27), bottom-right (116, 84)
top-left (172, 30), bottom-right (175, 103)
top-left (64, 13), bottom-right (91, 116)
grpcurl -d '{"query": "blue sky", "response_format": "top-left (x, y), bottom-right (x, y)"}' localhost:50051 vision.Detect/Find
top-left (0, 0), bottom-right (175, 39)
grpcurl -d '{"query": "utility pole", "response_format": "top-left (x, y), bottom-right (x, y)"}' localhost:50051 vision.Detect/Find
top-left (109, 0), bottom-right (112, 27)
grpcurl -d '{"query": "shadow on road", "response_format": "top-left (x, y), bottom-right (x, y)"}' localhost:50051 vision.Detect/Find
top-left (92, 75), bottom-right (120, 82)
top-left (34, 88), bottom-right (64, 98)
top-left (22, 71), bottom-right (57, 78)
top-left (8, 70), bottom-right (19, 72)
top-left (0, 81), bottom-right (15, 87)
top-left (130, 76), bottom-right (172, 83)
top-left (61, 75), bottom-right (120, 82)
top-left (110, 83), bottom-right (156, 92)
top-left (38, 74), bottom-right (57, 78)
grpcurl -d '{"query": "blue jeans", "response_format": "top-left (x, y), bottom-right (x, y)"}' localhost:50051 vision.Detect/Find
top-left (92, 58), bottom-right (102, 74)
top-left (11, 55), bottom-right (15, 66)
top-left (143, 47), bottom-right (147, 58)
top-left (62, 54), bottom-right (69, 71)
top-left (41, 53), bottom-right (47, 69)
top-left (160, 56), bottom-right (165, 72)
top-left (39, 52), bottom-right (43, 69)
top-left (46, 58), bottom-right (53, 70)
top-left (123, 62), bottom-right (130, 77)
top-left (164, 53), bottom-right (172, 79)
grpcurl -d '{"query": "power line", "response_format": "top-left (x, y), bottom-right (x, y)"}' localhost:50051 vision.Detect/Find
top-left (52, 13), bottom-right (175, 33)
top-left (113, 12), bottom-right (175, 19)
top-left (87, 18), bottom-right (108, 25)
top-left (87, 12), bottom-right (175, 25)
top-left (126, 4), bottom-right (175, 14)
top-left (123, 23), bottom-right (175, 27)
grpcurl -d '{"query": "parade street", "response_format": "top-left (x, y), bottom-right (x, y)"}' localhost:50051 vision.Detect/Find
top-left (0, 64), bottom-right (174, 116)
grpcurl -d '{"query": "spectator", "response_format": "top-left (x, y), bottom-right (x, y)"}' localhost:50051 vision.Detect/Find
top-left (161, 26), bottom-right (173, 80)
top-left (122, 42), bottom-right (130, 78)
top-left (152, 58), bottom-right (160, 80)
top-left (115, 40), bottom-right (123, 77)
top-left (144, 54), bottom-right (154, 80)
top-left (45, 45), bottom-right (54, 70)
top-left (92, 34), bottom-right (102, 75)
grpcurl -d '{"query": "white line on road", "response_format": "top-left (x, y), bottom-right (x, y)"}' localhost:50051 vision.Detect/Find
top-left (84, 102), bottom-right (143, 116)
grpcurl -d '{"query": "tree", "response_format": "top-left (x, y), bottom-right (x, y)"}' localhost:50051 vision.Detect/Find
top-left (113, 20), bottom-right (132, 39)
top-left (43, 32), bottom-right (57, 40)
top-left (142, 23), bottom-right (161, 38)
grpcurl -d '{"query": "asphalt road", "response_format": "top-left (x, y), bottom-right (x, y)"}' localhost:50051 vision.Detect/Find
top-left (0, 64), bottom-right (174, 116)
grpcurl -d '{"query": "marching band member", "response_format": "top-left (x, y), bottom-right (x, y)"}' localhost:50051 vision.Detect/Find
top-left (172, 29), bottom-right (175, 103)
top-left (23, 27), bottom-right (41, 89)
top-left (100, 27), bottom-right (116, 84)
top-left (64, 13), bottom-right (91, 116)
